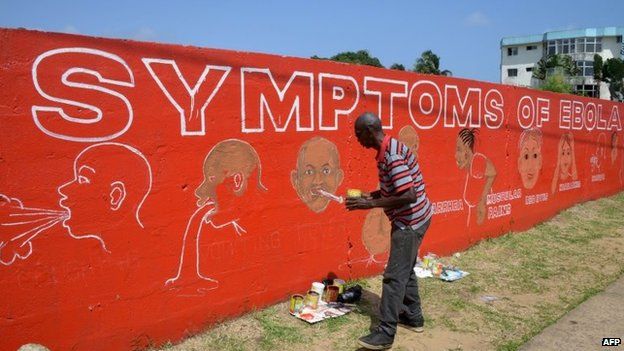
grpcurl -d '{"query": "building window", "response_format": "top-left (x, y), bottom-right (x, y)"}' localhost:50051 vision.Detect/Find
top-left (547, 37), bottom-right (602, 54)
top-left (575, 84), bottom-right (598, 98)
top-left (617, 36), bottom-right (622, 43)
top-left (507, 47), bottom-right (518, 56)
top-left (527, 45), bottom-right (538, 50)
top-left (526, 67), bottom-right (533, 72)
top-left (508, 68), bottom-right (518, 77)
top-left (576, 60), bottom-right (594, 77)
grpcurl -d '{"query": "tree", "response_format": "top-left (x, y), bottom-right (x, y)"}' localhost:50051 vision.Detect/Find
top-left (539, 73), bottom-right (573, 94)
top-left (532, 54), bottom-right (579, 81)
top-left (532, 54), bottom-right (580, 94)
top-left (602, 58), bottom-right (624, 101)
top-left (593, 54), bottom-right (603, 99)
top-left (413, 50), bottom-right (452, 76)
top-left (311, 50), bottom-right (384, 68)
top-left (390, 63), bottom-right (405, 71)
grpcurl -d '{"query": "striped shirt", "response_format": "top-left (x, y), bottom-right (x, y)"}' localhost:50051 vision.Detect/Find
top-left (376, 135), bottom-right (432, 230)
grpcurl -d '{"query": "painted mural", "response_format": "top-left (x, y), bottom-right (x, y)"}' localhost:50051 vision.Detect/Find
top-left (1, 28), bottom-right (623, 350)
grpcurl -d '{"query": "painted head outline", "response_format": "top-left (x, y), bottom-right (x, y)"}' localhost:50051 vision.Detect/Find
top-left (455, 128), bottom-right (478, 170)
top-left (517, 127), bottom-right (543, 189)
top-left (398, 125), bottom-right (420, 156)
top-left (291, 137), bottom-right (344, 213)
top-left (195, 139), bottom-right (267, 210)
top-left (57, 142), bottom-right (152, 253)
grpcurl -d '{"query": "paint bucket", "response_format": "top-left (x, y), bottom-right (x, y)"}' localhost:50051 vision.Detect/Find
top-left (347, 189), bottom-right (362, 198)
top-left (311, 282), bottom-right (325, 299)
top-left (325, 285), bottom-right (340, 303)
top-left (305, 290), bottom-right (320, 309)
top-left (289, 294), bottom-right (305, 314)
top-left (333, 279), bottom-right (346, 294)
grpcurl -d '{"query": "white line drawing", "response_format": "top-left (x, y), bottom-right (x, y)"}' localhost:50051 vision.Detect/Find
top-left (610, 131), bottom-right (619, 166)
top-left (31, 47), bottom-right (135, 142)
top-left (408, 80), bottom-right (443, 130)
top-left (363, 77), bottom-right (408, 130)
top-left (142, 58), bottom-right (231, 136)
top-left (0, 194), bottom-right (67, 265)
top-left (166, 139), bottom-right (266, 296)
top-left (57, 142), bottom-right (152, 253)
top-left (444, 85), bottom-right (482, 128)
top-left (241, 68), bottom-right (314, 133)
top-left (590, 133), bottom-right (607, 174)
top-left (318, 73), bottom-right (359, 131)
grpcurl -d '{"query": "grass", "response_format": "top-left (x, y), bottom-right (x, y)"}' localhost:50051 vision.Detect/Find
top-left (153, 193), bottom-right (624, 351)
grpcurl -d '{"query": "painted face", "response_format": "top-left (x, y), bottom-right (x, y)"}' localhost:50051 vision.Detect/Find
top-left (518, 136), bottom-right (542, 189)
top-left (58, 155), bottom-right (111, 238)
top-left (455, 137), bottom-right (471, 170)
top-left (292, 139), bottom-right (343, 213)
top-left (560, 140), bottom-right (573, 179)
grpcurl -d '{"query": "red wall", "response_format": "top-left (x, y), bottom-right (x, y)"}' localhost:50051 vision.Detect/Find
top-left (1, 28), bottom-right (623, 350)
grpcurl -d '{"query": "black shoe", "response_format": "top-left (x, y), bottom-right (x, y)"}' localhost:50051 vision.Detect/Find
top-left (357, 328), bottom-right (394, 350)
top-left (398, 314), bottom-right (424, 333)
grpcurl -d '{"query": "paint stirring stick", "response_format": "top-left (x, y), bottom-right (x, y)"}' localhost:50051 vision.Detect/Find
top-left (315, 189), bottom-right (344, 204)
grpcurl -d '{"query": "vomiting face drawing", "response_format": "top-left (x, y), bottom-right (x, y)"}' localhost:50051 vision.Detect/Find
top-left (291, 137), bottom-right (344, 213)
top-left (195, 139), bottom-right (267, 211)
top-left (57, 143), bottom-right (152, 252)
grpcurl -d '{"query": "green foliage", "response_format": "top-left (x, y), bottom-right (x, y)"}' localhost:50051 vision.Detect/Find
top-left (532, 54), bottom-right (579, 81)
top-left (312, 50), bottom-right (384, 68)
top-left (593, 54), bottom-right (603, 81)
top-left (390, 63), bottom-right (405, 71)
top-left (602, 58), bottom-right (624, 101)
top-left (539, 73), bottom-right (573, 94)
top-left (413, 50), bottom-right (452, 76)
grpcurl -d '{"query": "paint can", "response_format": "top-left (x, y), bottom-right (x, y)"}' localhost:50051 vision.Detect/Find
top-left (289, 294), bottom-right (305, 314)
top-left (333, 279), bottom-right (346, 294)
top-left (311, 282), bottom-right (325, 299)
top-left (304, 290), bottom-right (320, 309)
top-left (347, 189), bottom-right (362, 198)
top-left (325, 285), bottom-right (340, 303)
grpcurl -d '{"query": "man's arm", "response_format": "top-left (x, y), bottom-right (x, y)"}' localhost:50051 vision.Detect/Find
top-left (346, 187), bottom-right (417, 211)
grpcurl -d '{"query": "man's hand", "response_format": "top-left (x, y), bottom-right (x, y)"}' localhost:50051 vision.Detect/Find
top-left (345, 197), bottom-right (374, 211)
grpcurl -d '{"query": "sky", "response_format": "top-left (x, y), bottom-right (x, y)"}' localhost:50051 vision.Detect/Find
top-left (1, 0), bottom-right (623, 83)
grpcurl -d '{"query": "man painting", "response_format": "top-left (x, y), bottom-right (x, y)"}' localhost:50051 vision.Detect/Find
top-left (346, 113), bottom-right (432, 350)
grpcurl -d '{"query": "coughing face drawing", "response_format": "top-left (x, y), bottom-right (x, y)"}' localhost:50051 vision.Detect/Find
top-left (57, 143), bottom-right (152, 252)
top-left (518, 128), bottom-right (543, 189)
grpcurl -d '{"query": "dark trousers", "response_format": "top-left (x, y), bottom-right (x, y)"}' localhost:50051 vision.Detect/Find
top-left (378, 218), bottom-right (431, 337)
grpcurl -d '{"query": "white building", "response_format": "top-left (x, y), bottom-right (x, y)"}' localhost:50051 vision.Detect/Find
top-left (501, 27), bottom-right (624, 99)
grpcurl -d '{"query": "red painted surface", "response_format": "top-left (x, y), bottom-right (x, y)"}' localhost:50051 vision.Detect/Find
top-left (1, 28), bottom-right (623, 350)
